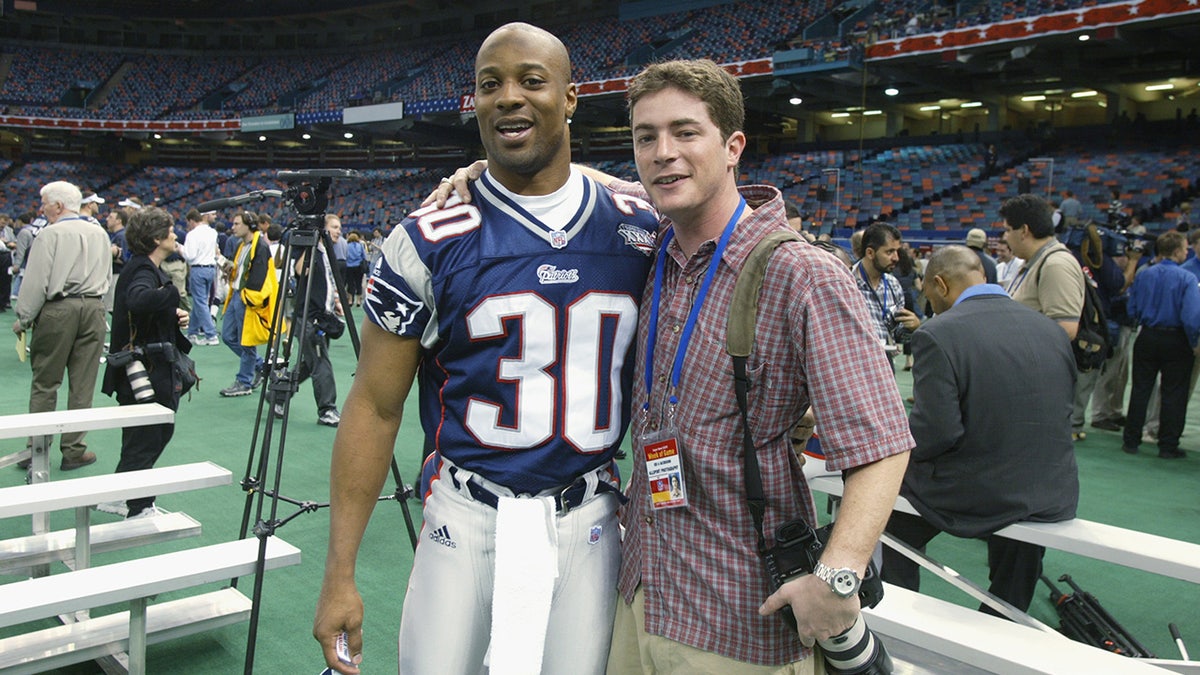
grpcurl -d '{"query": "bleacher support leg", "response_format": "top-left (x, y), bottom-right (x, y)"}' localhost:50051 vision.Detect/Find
top-left (128, 597), bottom-right (148, 675)
top-left (74, 506), bottom-right (91, 570)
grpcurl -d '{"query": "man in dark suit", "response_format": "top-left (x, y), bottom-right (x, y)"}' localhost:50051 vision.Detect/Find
top-left (881, 245), bottom-right (1079, 614)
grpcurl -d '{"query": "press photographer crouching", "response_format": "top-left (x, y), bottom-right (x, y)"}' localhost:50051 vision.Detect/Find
top-left (100, 206), bottom-right (193, 519)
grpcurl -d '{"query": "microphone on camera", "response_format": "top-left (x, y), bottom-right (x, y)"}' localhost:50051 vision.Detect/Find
top-left (196, 189), bottom-right (283, 213)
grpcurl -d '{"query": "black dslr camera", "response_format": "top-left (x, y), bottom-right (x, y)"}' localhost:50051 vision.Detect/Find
top-left (762, 519), bottom-right (893, 675)
top-left (763, 520), bottom-right (884, 627)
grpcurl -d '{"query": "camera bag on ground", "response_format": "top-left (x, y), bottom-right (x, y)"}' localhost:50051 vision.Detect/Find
top-left (1038, 248), bottom-right (1110, 372)
top-left (727, 229), bottom-right (891, 675)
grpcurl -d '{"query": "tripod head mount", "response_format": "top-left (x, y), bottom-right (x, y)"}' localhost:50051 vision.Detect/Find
top-left (277, 169), bottom-right (363, 223)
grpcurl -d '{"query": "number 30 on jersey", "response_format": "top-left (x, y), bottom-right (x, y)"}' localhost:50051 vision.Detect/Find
top-left (464, 291), bottom-right (637, 454)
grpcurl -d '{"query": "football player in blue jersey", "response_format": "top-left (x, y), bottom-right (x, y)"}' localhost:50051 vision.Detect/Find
top-left (313, 22), bottom-right (659, 675)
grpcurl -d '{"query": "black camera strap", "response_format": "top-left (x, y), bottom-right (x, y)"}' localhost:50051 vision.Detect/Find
top-left (725, 230), bottom-right (800, 553)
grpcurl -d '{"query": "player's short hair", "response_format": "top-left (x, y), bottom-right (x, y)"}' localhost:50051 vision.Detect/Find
top-left (125, 206), bottom-right (174, 256)
top-left (186, 208), bottom-right (202, 222)
top-left (999, 194), bottom-right (1055, 238)
top-left (41, 181), bottom-right (83, 212)
top-left (627, 59), bottom-right (744, 141)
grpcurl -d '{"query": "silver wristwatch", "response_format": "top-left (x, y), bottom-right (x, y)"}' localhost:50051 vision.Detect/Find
top-left (813, 561), bottom-right (861, 598)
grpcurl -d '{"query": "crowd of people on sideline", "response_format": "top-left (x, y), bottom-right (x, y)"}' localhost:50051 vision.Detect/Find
top-left (6, 179), bottom-right (374, 518)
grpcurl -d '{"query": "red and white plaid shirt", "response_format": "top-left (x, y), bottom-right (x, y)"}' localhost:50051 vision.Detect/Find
top-left (611, 181), bottom-right (913, 666)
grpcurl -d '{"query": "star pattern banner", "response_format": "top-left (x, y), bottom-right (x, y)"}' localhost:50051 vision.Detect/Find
top-left (867, 0), bottom-right (1200, 61)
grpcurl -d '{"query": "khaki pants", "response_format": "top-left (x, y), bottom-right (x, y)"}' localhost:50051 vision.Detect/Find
top-left (28, 297), bottom-right (106, 459)
top-left (161, 259), bottom-right (190, 312)
top-left (607, 586), bottom-right (821, 675)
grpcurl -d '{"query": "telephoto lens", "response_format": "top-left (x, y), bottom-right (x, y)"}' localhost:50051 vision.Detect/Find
top-left (125, 360), bottom-right (155, 402)
top-left (819, 614), bottom-right (893, 675)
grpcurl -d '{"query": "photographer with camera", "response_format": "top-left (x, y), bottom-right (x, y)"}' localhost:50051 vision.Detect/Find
top-left (590, 60), bottom-right (911, 674)
top-left (882, 246), bottom-right (1078, 615)
top-left (100, 206), bottom-right (192, 518)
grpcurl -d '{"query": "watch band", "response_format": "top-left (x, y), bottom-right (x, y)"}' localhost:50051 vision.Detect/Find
top-left (814, 561), bottom-right (861, 598)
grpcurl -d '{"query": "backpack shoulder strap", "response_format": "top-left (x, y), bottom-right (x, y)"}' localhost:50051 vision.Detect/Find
top-left (725, 228), bottom-right (801, 550)
top-left (726, 229), bottom-right (803, 358)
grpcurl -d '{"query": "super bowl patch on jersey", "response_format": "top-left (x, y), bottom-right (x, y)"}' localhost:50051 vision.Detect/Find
top-left (617, 223), bottom-right (655, 256)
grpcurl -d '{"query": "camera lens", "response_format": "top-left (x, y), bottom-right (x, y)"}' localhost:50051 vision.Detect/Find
top-left (126, 360), bottom-right (155, 402)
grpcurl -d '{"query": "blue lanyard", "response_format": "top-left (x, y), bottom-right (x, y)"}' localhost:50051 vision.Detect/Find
top-left (859, 263), bottom-right (890, 327)
top-left (645, 198), bottom-right (746, 408)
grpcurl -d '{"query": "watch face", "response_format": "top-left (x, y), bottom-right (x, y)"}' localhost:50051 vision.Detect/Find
top-left (832, 570), bottom-right (859, 597)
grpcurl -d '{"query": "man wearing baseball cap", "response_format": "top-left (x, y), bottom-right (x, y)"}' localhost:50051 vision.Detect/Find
top-left (965, 227), bottom-right (998, 284)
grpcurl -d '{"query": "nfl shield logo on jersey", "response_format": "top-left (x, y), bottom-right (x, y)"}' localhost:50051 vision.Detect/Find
top-left (550, 230), bottom-right (568, 249)
top-left (588, 525), bottom-right (602, 545)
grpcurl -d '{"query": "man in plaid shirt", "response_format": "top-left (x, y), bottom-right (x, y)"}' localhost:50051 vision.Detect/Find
top-left (597, 60), bottom-right (913, 673)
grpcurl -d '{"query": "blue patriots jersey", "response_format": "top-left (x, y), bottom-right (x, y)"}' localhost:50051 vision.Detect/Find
top-left (365, 171), bottom-right (659, 494)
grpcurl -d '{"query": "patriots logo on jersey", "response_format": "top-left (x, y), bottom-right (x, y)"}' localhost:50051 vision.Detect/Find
top-left (364, 274), bottom-right (425, 335)
top-left (536, 264), bottom-right (580, 285)
top-left (617, 223), bottom-right (655, 256)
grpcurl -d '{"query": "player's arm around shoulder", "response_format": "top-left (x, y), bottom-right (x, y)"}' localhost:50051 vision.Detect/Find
top-left (314, 322), bottom-right (423, 674)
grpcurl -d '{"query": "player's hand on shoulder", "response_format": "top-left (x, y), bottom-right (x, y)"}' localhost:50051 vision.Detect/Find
top-left (422, 159), bottom-right (488, 209)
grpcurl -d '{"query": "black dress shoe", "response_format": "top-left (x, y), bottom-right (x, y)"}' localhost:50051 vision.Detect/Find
top-left (1090, 419), bottom-right (1121, 432)
top-left (1121, 445), bottom-right (1139, 455)
top-left (1158, 449), bottom-right (1187, 459)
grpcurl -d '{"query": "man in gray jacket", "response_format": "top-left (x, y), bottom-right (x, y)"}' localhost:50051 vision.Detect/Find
top-left (881, 245), bottom-right (1078, 614)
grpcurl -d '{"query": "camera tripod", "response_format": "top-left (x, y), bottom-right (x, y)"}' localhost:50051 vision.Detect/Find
top-left (219, 170), bottom-right (419, 674)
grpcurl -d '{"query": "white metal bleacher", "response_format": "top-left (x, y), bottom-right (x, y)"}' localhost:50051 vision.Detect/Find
top-left (0, 538), bottom-right (301, 675)
top-left (805, 465), bottom-right (1200, 673)
top-left (806, 472), bottom-right (1200, 584)
top-left (0, 405), bottom-right (300, 675)
top-left (0, 461), bottom-right (230, 574)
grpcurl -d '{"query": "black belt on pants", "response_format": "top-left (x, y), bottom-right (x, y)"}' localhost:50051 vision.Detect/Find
top-left (49, 293), bottom-right (102, 301)
top-left (451, 469), bottom-right (622, 515)
top-left (191, 264), bottom-right (216, 267)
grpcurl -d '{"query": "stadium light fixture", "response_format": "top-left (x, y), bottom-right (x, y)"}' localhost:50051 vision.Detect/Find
top-left (259, 135), bottom-right (267, 142)
top-left (344, 132), bottom-right (355, 139)
top-left (302, 133), bottom-right (312, 140)
top-left (884, 87), bottom-right (899, 96)
top-left (153, 133), bottom-right (162, 139)
top-left (1078, 34), bottom-right (1090, 41)
top-left (1021, 95), bottom-right (1046, 102)
top-left (1145, 83), bottom-right (1174, 91)
top-left (863, 110), bottom-right (883, 116)
top-left (1071, 90), bottom-right (1098, 98)
top-left (831, 112), bottom-right (850, 118)
top-left (919, 105), bottom-right (941, 111)
top-left (960, 101), bottom-right (983, 108)
top-left (789, 96), bottom-right (803, 105)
